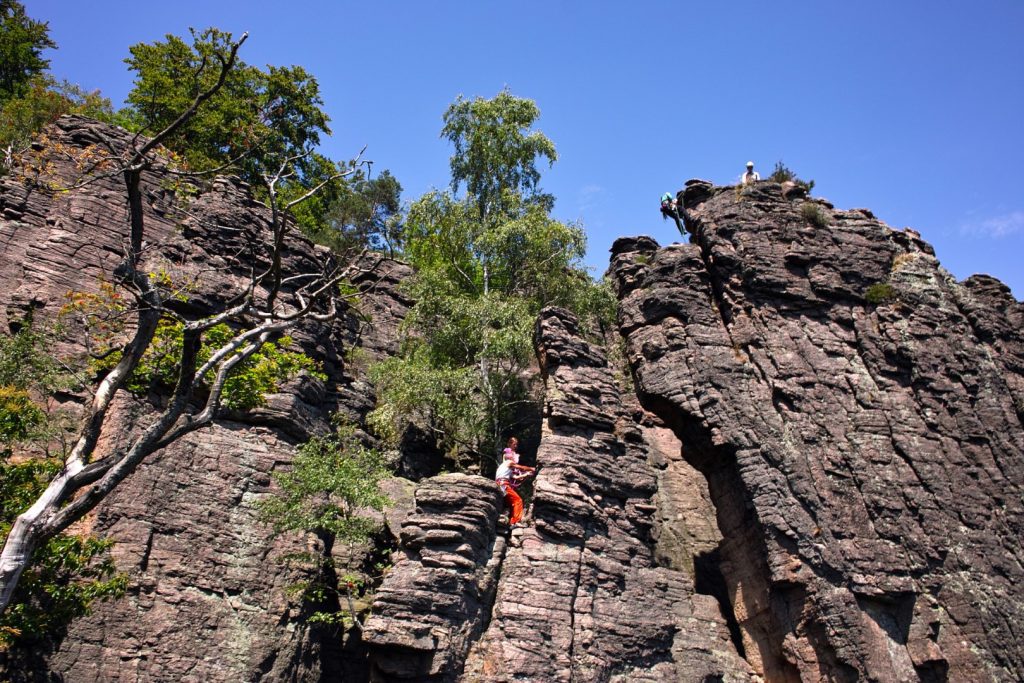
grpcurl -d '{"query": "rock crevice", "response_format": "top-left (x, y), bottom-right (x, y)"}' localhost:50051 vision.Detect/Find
top-left (612, 180), bottom-right (1024, 681)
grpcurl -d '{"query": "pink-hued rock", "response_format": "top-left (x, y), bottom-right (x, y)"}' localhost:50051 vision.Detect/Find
top-left (610, 180), bottom-right (1024, 681)
top-left (461, 308), bottom-right (753, 682)
top-left (362, 474), bottom-right (504, 681)
top-left (0, 116), bottom-right (412, 682)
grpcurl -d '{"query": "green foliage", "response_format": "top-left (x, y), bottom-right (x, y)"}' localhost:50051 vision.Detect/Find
top-left (201, 325), bottom-right (326, 410)
top-left (61, 279), bottom-right (325, 410)
top-left (374, 190), bottom-right (606, 462)
top-left (306, 169), bottom-right (404, 255)
top-left (768, 160), bottom-right (815, 193)
top-left (0, 528), bottom-right (126, 648)
top-left (442, 88), bottom-right (557, 218)
top-left (371, 91), bottom-right (612, 467)
top-left (369, 346), bottom-right (501, 459)
top-left (121, 29), bottom-right (332, 187)
top-left (865, 282), bottom-right (896, 305)
top-left (0, 386), bottom-right (44, 447)
top-left (94, 319), bottom-right (325, 410)
top-left (0, 0), bottom-right (55, 102)
top-left (0, 76), bottom-right (115, 158)
top-left (403, 190), bottom-right (602, 317)
top-left (0, 321), bottom-right (71, 395)
top-left (0, 3), bottom-right (116, 167)
top-left (260, 422), bottom-right (392, 628)
top-left (800, 201), bottom-right (829, 228)
top-left (0, 326), bottom-right (125, 649)
top-left (259, 422), bottom-right (391, 543)
top-left (120, 27), bottom-right (399, 247)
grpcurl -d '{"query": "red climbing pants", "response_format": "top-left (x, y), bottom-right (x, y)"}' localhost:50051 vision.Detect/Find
top-left (499, 481), bottom-right (524, 524)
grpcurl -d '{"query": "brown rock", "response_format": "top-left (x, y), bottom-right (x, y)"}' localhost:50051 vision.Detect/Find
top-left (461, 308), bottom-right (753, 682)
top-left (0, 116), bottom-right (413, 682)
top-left (610, 182), bottom-right (1024, 681)
top-left (363, 474), bottom-right (504, 681)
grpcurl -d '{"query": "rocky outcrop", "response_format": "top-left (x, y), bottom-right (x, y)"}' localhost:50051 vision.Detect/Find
top-left (0, 116), bottom-right (413, 681)
top-left (6, 118), bottom-right (1023, 682)
top-left (363, 474), bottom-right (504, 681)
top-left (461, 308), bottom-right (753, 682)
top-left (611, 181), bottom-right (1024, 681)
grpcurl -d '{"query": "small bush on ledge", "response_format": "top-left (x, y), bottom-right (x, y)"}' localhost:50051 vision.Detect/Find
top-left (865, 282), bottom-right (897, 305)
top-left (768, 161), bottom-right (815, 193)
top-left (801, 202), bottom-right (829, 228)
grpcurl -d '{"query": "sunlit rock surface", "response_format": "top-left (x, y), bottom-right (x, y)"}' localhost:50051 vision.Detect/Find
top-left (609, 181), bottom-right (1024, 681)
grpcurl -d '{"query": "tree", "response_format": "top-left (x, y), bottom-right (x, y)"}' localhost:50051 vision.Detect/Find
top-left (259, 421), bottom-right (391, 629)
top-left (122, 29), bottom-right (327, 177)
top-left (121, 28), bottom-right (348, 239)
top-left (370, 92), bottom-right (613, 469)
top-left (0, 30), bottom-right (375, 618)
top-left (1, 76), bottom-right (114, 167)
top-left (442, 88), bottom-right (557, 221)
top-left (0, 0), bottom-right (55, 102)
top-left (0, 2), bottom-right (113, 169)
top-left (120, 28), bottom-right (401, 251)
top-left (307, 169), bottom-right (403, 256)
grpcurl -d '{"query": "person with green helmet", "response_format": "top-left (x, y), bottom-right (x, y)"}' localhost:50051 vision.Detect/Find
top-left (660, 191), bottom-right (685, 236)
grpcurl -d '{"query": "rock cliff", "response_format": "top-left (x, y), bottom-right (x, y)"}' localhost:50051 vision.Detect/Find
top-left (2, 120), bottom-right (1022, 682)
top-left (609, 181), bottom-right (1024, 681)
top-left (0, 116), bottom-right (413, 681)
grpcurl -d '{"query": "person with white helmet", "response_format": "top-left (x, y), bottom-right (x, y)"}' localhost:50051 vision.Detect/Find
top-left (741, 161), bottom-right (760, 185)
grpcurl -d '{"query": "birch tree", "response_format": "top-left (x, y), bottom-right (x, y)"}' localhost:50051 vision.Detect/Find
top-left (369, 91), bottom-right (612, 470)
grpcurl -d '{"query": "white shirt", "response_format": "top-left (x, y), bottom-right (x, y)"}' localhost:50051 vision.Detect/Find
top-left (741, 170), bottom-right (760, 185)
top-left (495, 461), bottom-right (513, 481)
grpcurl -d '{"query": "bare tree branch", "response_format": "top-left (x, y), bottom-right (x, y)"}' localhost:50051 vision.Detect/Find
top-left (0, 29), bottom-right (382, 616)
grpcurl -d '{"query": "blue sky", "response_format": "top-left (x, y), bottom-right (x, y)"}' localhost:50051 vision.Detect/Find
top-left (28, 1), bottom-right (1024, 297)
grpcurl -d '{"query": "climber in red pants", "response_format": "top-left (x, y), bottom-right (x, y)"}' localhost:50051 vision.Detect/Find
top-left (495, 437), bottom-right (535, 526)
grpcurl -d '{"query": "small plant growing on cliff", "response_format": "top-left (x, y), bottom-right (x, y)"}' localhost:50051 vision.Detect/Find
top-left (890, 252), bottom-right (915, 273)
top-left (259, 421), bottom-right (392, 629)
top-left (865, 282), bottom-right (897, 305)
top-left (768, 160), bottom-right (815, 193)
top-left (800, 202), bottom-right (829, 228)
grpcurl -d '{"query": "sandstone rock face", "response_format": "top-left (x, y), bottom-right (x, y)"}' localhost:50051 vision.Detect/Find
top-left (461, 308), bottom-right (752, 682)
top-left (362, 474), bottom-right (504, 681)
top-left (0, 117), bottom-right (412, 681)
top-left (611, 182), bottom-right (1024, 681)
top-left (6, 119), bottom-right (1022, 682)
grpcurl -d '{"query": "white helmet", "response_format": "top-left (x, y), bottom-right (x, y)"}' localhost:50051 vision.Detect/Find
top-left (746, 161), bottom-right (754, 168)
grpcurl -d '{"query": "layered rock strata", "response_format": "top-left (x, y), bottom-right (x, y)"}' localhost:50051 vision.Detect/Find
top-left (461, 307), bottom-right (753, 682)
top-left (363, 474), bottom-right (504, 681)
top-left (0, 116), bottom-right (412, 681)
top-left (611, 181), bottom-right (1024, 681)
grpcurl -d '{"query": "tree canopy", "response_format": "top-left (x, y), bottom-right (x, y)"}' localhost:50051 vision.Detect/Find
top-left (0, 2), bottom-right (113, 163)
top-left (122, 28), bottom-right (331, 182)
top-left (119, 28), bottom-right (402, 247)
top-left (370, 91), bottom-right (613, 469)
top-left (442, 88), bottom-right (557, 219)
top-left (0, 0), bottom-right (55, 102)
